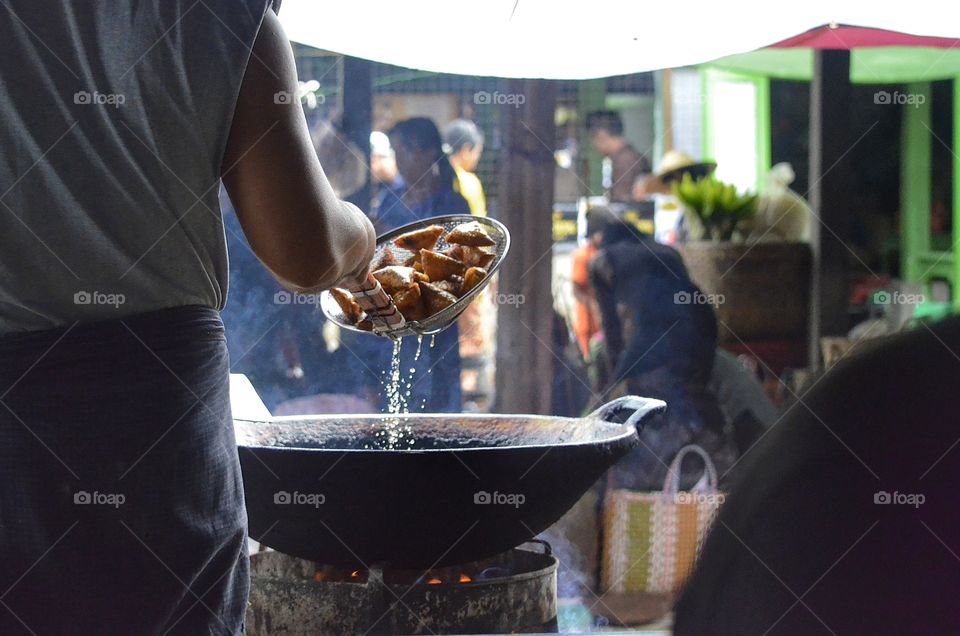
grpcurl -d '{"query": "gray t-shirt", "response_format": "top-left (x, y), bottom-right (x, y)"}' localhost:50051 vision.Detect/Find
top-left (0, 0), bottom-right (271, 332)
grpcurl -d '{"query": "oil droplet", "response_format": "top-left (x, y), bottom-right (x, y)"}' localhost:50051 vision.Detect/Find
top-left (378, 337), bottom-right (412, 449)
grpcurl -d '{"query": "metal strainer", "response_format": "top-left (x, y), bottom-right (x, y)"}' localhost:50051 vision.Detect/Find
top-left (320, 215), bottom-right (510, 338)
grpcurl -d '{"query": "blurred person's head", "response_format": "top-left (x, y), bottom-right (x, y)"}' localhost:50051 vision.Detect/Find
top-left (443, 119), bottom-right (484, 173)
top-left (369, 131), bottom-right (398, 185)
top-left (586, 110), bottom-right (627, 157)
top-left (586, 205), bottom-right (620, 247)
top-left (656, 150), bottom-right (717, 184)
top-left (388, 117), bottom-right (456, 192)
top-left (312, 118), bottom-right (365, 198)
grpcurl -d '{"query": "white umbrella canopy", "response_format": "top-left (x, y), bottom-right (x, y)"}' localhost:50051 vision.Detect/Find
top-left (278, 0), bottom-right (960, 79)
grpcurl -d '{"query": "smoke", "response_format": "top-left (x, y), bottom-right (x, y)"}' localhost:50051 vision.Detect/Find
top-left (536, 486), bottom-right (605, 632)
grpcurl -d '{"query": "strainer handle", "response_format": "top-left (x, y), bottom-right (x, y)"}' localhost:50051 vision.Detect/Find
top-left (349, 274), bottom-right (406, 332)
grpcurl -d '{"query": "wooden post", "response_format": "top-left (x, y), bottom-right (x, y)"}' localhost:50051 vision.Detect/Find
top-left (494, 79), bottom-right (558, 415)
top-left (808, 50), bottom-right (853, 365)
top-left (341, 56), bottom-right (372, 210)
top-left (660, 69), bottom-right (674, 155)
top-left (578, 78), bottom-right (606, 195)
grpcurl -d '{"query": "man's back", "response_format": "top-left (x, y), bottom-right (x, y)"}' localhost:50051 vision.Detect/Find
top-left (0, 0), bottom-right (270, 332)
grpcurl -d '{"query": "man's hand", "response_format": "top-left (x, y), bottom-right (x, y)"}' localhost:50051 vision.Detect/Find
top-left (332, 201), bottom-right (376, 289)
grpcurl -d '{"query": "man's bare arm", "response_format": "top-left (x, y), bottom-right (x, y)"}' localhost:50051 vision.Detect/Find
top-left (221, 9), bottom-right (374, 292)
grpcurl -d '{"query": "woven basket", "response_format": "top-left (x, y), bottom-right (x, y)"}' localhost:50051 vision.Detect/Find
top-left (601, 445), bottom-right (724, 594)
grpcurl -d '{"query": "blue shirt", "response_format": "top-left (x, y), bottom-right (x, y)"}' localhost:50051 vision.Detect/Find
top-left (373, 181), bottom-right (471, 232)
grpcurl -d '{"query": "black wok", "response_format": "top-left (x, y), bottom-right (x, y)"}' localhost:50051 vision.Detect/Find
top-left (235, 396), bottom-right (665, 569)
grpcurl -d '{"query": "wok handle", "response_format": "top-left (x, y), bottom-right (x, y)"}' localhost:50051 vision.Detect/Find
top-left (589, 395), bottom-right (667, 432)
top-left (518, 538), bottom-right (553, 557)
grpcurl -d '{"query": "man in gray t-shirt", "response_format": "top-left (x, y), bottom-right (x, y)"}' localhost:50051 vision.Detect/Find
top-left (0, 3), bottom-right (374, 633)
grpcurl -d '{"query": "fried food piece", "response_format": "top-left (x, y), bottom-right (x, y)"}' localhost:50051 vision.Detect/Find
top-left (357, 319), bottom-right (375, 332)
top-left (404, 251), bottom-right (425, 273)
top-left (475, 252), bottom-right (495, 268)
top-left (462, 267), bottom-right (488, 294)
top-left (392, 224), bottom-right (445, 252)
top-left (390, 283), bottom-right (422, 317)
top-left (442, 244), bottom-right (466, 261)
top-left (402, 296), bottom-right (430, 322)
top-left (461, 245), bottom-right (496, 269)
top-left (444, 220), bottom-right (495, 247)
top-left (420, 249), bottom-right (466, 282)
top-left (372, 266), bottom-right (418, 293)
top-left (435, 275), bottom-right (463, 297)
top-left (330, 288), bottom-right (364, 323)
top-left (371, 245), bottom-right (398, 271)
top-left (418, 281), bottom-right (458, 315)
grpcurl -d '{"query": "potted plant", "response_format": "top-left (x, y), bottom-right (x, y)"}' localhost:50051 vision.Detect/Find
top-left (674, 173), bottom-right (758, 241)
top-left (674, 171), bottom-right (812, 346)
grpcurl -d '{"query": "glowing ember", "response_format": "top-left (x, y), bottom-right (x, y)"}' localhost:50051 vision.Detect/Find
top-left (351, 570), bottom-right (361, 579)
top-left (427, 577), bottom-right (442, 585)
top-left (459, 574), bottom-right (472, 583)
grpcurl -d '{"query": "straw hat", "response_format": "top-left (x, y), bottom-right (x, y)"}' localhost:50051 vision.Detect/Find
top-left (656, 150), bottom-right (717, 182)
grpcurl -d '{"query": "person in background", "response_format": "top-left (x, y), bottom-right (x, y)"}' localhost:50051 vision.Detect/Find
top-left (589, 217), bottom-right (735, 490)
top-left (708, 349), bottom-right (779, 455)
top-left (370, 130), bottom-right (400, 187)
top-left (444, 119), bottom-right (487, 217)
top-left (373, 117), bottom-right (470, 233)
top-left (571, 206), bottom-right (614, 359)
top-left (586, 110), bottom-right (650, 203)
top-left (444, 119), bottom-right (490, 397)
top-left (368, 130), bottom-right (402, 227)
top-left (639, 151), bottom-right (717, 245)
top-left (632, 172), bottom-right (665, 201)
top-left (656, 149), bottom-right (716, 186)
top-left (675, 318), bottom-right (960, 634)
top-left (367, 117), bottom-right (469, 412)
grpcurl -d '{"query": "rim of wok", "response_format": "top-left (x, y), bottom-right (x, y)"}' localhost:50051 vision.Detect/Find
top-left (234, 412), bottom-right (637, 453)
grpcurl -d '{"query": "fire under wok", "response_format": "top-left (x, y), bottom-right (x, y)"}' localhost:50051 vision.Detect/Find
top-left (235, 396), bottom-right (666, 569)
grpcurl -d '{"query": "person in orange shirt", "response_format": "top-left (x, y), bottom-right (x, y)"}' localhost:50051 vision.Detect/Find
top-left (571, 206), bottom-right (618, 358)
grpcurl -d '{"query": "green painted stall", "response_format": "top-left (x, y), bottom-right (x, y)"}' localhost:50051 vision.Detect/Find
top-left (699, 35), bottom-right (960, 312)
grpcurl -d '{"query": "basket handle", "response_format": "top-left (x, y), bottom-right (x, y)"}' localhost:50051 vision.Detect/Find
top-left (663, 445), bottom-right (718, 495)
